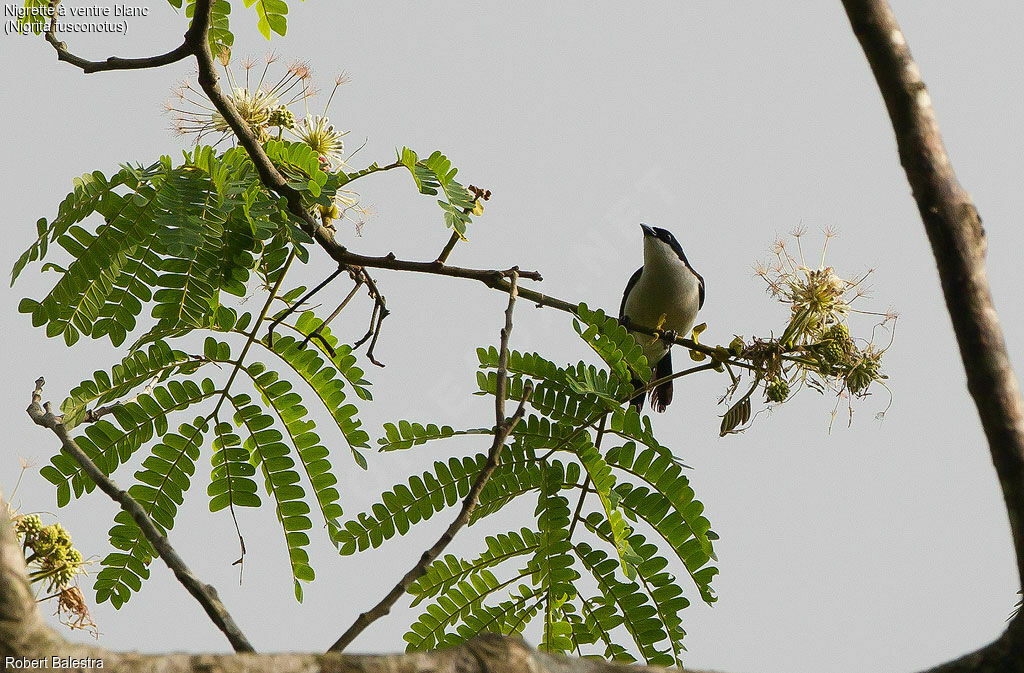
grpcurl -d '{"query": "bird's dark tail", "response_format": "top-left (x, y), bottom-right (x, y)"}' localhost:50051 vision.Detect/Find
top-left (650, 350), bottom-right (673, 412)
top-left (629, 350), bottom-right (674, 413)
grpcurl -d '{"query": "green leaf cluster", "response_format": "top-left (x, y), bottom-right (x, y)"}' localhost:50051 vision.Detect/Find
top-left (338, 303), bottom-right (717, 664)
top-left (15, 149), bottom-right (289, 347)
top-left (17, 144), bottom-right (386, 608)
top-left (398, 148), bottom-right (477, 237)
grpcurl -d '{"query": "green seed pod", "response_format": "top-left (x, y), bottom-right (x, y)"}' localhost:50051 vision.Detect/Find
top-left (766, 377), bottom-right (790, 403)
top-left (827, 323), bottom-right (850, 343)
top-left (823, 340), bottom-right (845, 364)
top-left (728, 336), bottom-right (744, 357)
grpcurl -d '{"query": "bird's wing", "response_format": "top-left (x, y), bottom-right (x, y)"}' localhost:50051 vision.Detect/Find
top-left (695, 270), bottom-right (706, 310)
top-left (619, 266), bottom-right (644, 319)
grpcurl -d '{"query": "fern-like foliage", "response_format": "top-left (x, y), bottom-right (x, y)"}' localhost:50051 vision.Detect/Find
top-left (586, 522), bottom-right (690, 667)
top-left (334, 302), bottom-right (717, 661)
top-left (96, 413), bottom-right (210, 607)
top-left (17, 148), bottom-right (287, 347)
top-left (16, 138), bottom-right (427, 607)
top-left (243, 0), bottom-right (287, 39)
top-left (209, 421), bottom-right (261, 512)
top-left (230, 390), bottom-right (315, 600)
top-left (10, 99), bottom-right (724, 664)
top-left (41, 378), bottom-right (219, 507)
top-left (334, 455), bottom-right (487, 555)
top-left (398, 148), bottom-right (477, 236)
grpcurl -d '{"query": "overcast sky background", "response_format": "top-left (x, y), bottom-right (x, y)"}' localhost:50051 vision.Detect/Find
top-left (3, 2), bottom-right (1023, 672)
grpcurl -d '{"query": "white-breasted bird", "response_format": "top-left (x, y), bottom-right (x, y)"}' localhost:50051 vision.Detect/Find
top-left (619, 224), bottom-right (705, 412)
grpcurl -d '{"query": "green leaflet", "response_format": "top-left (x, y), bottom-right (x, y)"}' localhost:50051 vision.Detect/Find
top-left (289, 311), bottom-right (373, 401)
top-left (15, 0), bottom-right (50, 34)
top-left (95, 413), bottom-right (210, 608)
top-left (243, 0), bottom-right (287, 39)
top-left (184, 0), bottom-right (234, 54)
top-left (532, 463), bottom-right (579, 654)
top-left (19, 175), bottom-right (161, 346)
top-left (334, 455), bottom-right (487, 555)
top-left (264, 140), bottom-right (328, 198)
top-left (574, 303), bottom-right (650, 385)
top-left (576, 597), bottom-right (633, 662)
top-left (13, 168), bottom-right (133, 284)
top-left (574, 541), bottom-right (676, 666)
top-left (407, 583), bottom-right (542, 652)
top-left (397, 148), bottom-right (476, 236)
top-left (231, 392), bottom-right (315, 600)
top-left (575, 436), bottom-right (642, 578)
top-left (407, 529), bottom-right (540, 607)
top-left (209, 421), bottom-right (261, 512)
top-left (404, 568), bottom-right (534, 651)
top-left (608, 484), bottom-right (718, 606)
top-left (471, 445), bottom-right (563, 523)
top-left (242, 338), bottom-right (354, 542)
top-left (606, 441), bottom-right (718, 567)
top-left (378, 422), bottom-right (487, 452)
top-left (16, 150), bottom-right (274, 347)
top-left (261, 333), bottom-right (370, 466)
top-left (41, 378), bottom-right (218, 507)
top-left (59, 340), bottom-right (197, 429)
top-left (476, 371), bottom-right (596, 425)
top-left (586, 522), bottom-right (689, 666)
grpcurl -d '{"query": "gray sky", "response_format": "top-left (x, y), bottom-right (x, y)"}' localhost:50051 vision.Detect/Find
top-left (3, 2), bottom-right (1022, 672)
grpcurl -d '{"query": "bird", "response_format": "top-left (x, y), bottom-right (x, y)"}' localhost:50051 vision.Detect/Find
top-left (619, 224), bottom-right (705, 412)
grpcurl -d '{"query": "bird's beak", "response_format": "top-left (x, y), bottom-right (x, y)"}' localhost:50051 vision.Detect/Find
top-left (640, 224), bottom-right (656, 237)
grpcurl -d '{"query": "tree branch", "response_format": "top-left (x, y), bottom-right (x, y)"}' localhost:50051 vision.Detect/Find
top-left (25, 379), bottom-right (255, 653)
top-left (328, 271), bottom-right (531, 653)
top-left (841, 0), bottom-right (1024, 669)
top-left (41, 0), bottom-right (191, 74)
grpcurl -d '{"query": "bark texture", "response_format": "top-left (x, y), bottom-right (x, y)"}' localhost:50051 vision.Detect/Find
top-left (842, 0), bottom-right (1024, 669)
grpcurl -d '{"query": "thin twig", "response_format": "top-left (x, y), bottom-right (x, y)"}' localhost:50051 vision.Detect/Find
top-left (298, 271), bottom-right (364, 351)
top-left (328, 271), bottom-right (528, 653)
top-left (435, 231), bottom-right (462, 265)
top-left (436, 186), bottom-right (490, 264)
top-left (266, 266), bottom-right (345, 346)
top-left (42, 0), bottom-right (191, 74)
top-left (352, 267), bottom-right (390, 366)
top-left (26, 379), bottom-right (254, 652)
top-left (353, 299), bottom-right (380, 350)
top-left (364, 307), bottom-right (389, 367)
